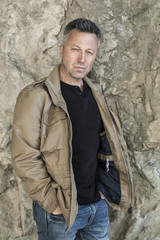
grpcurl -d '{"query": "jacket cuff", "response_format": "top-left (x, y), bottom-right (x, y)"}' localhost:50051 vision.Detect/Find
top-left (40, 187), bottom-right (59, 213)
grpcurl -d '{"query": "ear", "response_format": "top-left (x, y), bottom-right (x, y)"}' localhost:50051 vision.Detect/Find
top-left (59, 45), bottom-right (64, 59)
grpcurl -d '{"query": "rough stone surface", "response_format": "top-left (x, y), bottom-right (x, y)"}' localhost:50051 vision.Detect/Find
top-left (0, 0), bottom-right (160, 239)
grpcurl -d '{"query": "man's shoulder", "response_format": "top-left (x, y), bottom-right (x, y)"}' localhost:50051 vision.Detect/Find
top-left (17, 64), bottom-right (60, 103)
top-left (17, 77), bottom-right (50, 103)
top-left (20, 77), bottom-right (48, 93)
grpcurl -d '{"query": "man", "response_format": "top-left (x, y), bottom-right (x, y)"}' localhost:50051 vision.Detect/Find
top-left (11, 18), bottom-right (133, 240)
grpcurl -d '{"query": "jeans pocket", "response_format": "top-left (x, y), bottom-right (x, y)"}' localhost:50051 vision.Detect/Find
top-left (33, 201), bottom-right (48, 235)
top-left (33, 201), bottom-right (38, 221)
top-left (49, 213), bottom-right (65, 223)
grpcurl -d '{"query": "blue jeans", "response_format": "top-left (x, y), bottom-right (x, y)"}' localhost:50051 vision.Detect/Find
top-left (33, 198), bottom-right (110, 240)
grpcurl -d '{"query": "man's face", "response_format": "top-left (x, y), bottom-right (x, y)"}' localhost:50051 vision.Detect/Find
top-left (60, 29), bottom-right (99, 81)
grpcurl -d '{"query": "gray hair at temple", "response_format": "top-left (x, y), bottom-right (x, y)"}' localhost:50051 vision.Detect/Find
top-left (62, 18), bottom-right (101, 48)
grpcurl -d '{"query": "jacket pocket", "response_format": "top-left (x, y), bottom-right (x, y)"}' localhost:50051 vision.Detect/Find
top-left (41, 108), bottom-right (68, 152)
top-left (98, 133), bottom-right (121, 205)
top-left (43, 110), bottom-right (66, 126)
top-left (98, 158), bottom-right (121, 204)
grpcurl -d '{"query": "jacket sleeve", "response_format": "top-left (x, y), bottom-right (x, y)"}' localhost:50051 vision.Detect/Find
top-left (11, 86), bottom-right (58, 213)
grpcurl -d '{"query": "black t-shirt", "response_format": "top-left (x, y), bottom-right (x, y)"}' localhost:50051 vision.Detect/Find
top-left (60, 81), bottom-right (102, 205)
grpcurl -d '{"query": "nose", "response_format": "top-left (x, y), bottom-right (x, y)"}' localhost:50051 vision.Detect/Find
top-left (78, 51), bottom-right (86, 63)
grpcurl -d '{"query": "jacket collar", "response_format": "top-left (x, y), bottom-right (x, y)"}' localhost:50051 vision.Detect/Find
top-left (46, 64), bottom-right (62, 99)
top-left (45, 64), bottom-right (101, 99)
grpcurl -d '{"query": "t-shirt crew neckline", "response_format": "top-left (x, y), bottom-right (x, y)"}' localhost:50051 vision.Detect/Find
top-left (60, 80), bottom-right (86, 92)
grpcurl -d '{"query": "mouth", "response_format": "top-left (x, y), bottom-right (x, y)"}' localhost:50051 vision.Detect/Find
top-left (74, 66), bottom-right (86, 70)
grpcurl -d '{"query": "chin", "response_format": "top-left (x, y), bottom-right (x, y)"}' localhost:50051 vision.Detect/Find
top-left (71, 73), bottom-right (85, 80)
top-left (75, 75), bottom-right (86, 80)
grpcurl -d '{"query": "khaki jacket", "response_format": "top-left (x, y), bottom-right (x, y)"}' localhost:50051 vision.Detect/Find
top-left (11, 65), bottom-right (134, 230)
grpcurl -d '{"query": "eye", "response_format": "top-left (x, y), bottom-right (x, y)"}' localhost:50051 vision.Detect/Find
top-left (86, 51), bottom-right (94, 55)
top-left (71, 48), bottom-right (79, 51)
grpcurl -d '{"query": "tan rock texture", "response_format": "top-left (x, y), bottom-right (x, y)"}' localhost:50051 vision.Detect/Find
top-left (0, 0), bottom-right (160, 239)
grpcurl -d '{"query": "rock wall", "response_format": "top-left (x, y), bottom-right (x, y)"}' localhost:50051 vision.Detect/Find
top-left (0, 0), bottom-right (160, 239)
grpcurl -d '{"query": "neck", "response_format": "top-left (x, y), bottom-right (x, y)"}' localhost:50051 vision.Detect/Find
top-left (60, 64), bottom-right (84, 91)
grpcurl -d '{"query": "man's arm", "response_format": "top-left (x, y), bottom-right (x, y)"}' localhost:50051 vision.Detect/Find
top-left (11, 86), bottom-right (58, 213)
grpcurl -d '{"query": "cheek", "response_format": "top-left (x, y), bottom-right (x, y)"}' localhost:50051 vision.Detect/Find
top-left (88, 58), bottom-right (96, 67)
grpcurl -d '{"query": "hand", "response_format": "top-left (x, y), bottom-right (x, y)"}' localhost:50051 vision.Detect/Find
top-left (52, 205), bottom-right (62, 215)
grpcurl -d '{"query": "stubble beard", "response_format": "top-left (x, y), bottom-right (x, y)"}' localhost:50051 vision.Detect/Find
top-left (64, 63), bottom-right (86, 81)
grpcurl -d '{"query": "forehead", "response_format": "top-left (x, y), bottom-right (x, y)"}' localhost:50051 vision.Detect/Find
top-left (65, 29), bottom-right (98, 49)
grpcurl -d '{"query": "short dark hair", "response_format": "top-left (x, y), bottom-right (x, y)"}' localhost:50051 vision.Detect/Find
top-left (63, 18), bottom-right (101, 47)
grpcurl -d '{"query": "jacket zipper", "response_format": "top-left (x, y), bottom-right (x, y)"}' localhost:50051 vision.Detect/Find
top-left (124, 154), bottom-right (133, 213)
top-left (118, 145), bottom-right (133, 212)
top-left (44, 80), bottom-right (78, 229)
